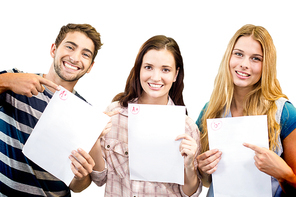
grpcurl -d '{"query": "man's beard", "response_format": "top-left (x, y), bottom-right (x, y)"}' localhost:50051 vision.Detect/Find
top-left (54, 60), bottom-right (87, 82)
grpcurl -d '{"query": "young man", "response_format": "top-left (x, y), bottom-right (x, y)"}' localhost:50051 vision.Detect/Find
top-left (0, 23), bottom-right (102, 196)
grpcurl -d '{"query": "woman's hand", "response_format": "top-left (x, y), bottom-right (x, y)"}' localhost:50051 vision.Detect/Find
top-left (176, 133), bottom-right (200, 196)
top-left (243, 143), bottom-right (293, 180)
top-left (197, 149), bottom-right (222, 175)
top-left (176, 133), bottom-right (198, 169)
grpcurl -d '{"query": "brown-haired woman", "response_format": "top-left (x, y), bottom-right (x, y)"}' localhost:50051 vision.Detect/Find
top-left (90, 35), bottom-right (202, 196)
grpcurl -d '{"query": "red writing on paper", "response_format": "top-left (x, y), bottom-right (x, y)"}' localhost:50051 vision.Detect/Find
top-left (59, 90), bottom-right (68, 100)
top-left (131, 105), bottom-right (140, 115)
top-left (211, 120), bottom-right (222, 131)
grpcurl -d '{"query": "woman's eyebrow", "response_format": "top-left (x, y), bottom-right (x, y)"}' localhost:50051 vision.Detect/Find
top-left (233, 48), bottom-right (263, 57)
top-left (233, 48), bottom-right (243, 52)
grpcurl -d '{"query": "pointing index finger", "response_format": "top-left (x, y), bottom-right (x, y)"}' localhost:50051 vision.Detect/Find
top-left (39, 77), bottom-right (60, 91)
top-left (243, 143), bottom-right (262, 153)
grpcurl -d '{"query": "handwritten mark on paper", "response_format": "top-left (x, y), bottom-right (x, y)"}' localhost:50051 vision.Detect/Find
top-left (130, 105), bottom-right (140, 115)
top-left (59, 90), bottom-right (68, 100)
top-left (211, 120), bottom-right (222, 131)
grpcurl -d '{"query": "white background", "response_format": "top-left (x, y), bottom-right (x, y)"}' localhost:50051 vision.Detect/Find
top-left (1, 1), bottom-right (295, 196)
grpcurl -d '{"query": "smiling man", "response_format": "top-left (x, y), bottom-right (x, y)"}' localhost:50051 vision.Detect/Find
top-left (0, 24), bottom-right (102, 197)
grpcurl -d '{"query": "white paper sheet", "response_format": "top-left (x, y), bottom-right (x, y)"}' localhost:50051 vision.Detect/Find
top-left (22, 87), bottom-right (110, 186)
top-left (207, 115), bottom-right (272, 197)
top-left (128, 104), bottom-right (185, 185)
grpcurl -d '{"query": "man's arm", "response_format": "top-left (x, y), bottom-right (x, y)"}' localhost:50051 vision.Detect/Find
top-left (68, 137), bottom-right (107, 192)
top-left (69, 148), bottom-right (94, 192)
top-left (0, 72), bottom-right (59, 96)
top-left (69, 111), bottom-right (119, 192)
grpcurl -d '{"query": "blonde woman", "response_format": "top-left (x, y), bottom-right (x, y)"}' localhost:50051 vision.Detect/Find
top-left (196, 24), bottom-right (296, 196)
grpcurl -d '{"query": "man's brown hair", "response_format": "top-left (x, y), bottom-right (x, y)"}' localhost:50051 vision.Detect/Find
top-left (55, 23), bottom-right (102, 63)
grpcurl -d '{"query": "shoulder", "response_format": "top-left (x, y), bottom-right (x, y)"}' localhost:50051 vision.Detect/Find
top-left (1, 68), bottom-right (24, 74)
top-left (185, 115), bottom-right (198, 130)
top-left (281, 101), bottom-right (296, 121)
top-left (283, 101), bottom-right (296, 112)
top-left (185, 115), bottom-right (200, 139)
top-left (280, 101), bottom-right (296, 139)
top-left (0, 68), bottom-right (41, 75)
top-left (198, 102), bottom-right (209, 118)
top-left (196, 102), bottom-right (209, 128)
top-left (105, 101), bottom-right (124, 113)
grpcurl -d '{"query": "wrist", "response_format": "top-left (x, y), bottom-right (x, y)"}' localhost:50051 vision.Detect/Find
top-left (185, 161), bottom-right (195, 171)
top-left (0, 73), bottom-right (11, 92)
top-left (278, 168), bottom-right (296, 185)
top-left (184, 163), bottom-right (196, 181)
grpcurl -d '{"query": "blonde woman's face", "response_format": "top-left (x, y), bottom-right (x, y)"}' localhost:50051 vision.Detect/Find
top-left (229, 36), bottom-right (263, 92)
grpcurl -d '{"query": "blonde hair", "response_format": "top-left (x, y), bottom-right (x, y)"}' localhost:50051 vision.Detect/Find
top-left (200, 24), bottom-right (288, 153)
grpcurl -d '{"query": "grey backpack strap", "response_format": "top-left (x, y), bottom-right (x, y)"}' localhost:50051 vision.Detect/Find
top-left (272, 98), bottom-right (288, 196)
top-left (275, 98), bottom-right (288, 123)
top-left (274, 97), bottom-right (288, 155)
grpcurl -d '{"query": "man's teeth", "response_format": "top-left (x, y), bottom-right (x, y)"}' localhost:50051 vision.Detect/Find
top-left (237, 71), bottom-right (249, 77)
top-left (65, 62), bottom-right (78, 70)
top-left (149, 83), bottom-right (162, 88)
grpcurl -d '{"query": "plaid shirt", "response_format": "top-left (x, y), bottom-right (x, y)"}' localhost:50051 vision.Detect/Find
top-left (91, 98), bottom-right (202, 196)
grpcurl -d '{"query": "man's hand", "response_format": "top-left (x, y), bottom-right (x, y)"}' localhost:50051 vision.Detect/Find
top-left (69, 148), bottom-right (95, 180)
top-left (0, 73), bottom-right (60, 96)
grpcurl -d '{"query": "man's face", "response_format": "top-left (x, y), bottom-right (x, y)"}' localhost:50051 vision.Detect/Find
top-left (51, 31), bottom-right (95, 82)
